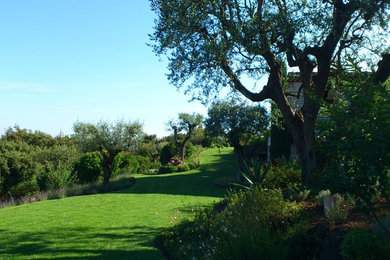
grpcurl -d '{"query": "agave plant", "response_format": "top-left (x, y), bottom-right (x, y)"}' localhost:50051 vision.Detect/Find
top-left (233, 159), bottom-right (269, 190)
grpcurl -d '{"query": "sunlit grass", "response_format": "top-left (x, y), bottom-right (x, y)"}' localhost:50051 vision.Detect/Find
top-left (0, 147), bottom-right (236, 259)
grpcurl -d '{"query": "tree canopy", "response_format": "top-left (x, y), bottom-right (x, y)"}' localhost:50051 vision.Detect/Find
top-left (150, 0), bottom-right (390, 183)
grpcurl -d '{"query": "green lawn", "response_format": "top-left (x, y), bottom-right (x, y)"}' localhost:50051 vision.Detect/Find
top-left (0, 148), bottom-right (236, 259)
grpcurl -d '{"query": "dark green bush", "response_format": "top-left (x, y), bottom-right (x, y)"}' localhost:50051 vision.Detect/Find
top-left (158, 164), bottom-right (178, 174)
top-left (10, 180), bottom-right (40, 198)
top-left (76, 152), bottom-right (103, 184)
top-left (156, 188), bottom-right (304, 259)
top-left (263, 158), bottom-right (302, 189)
top-left (317, 73), bottom-right (390, 209)
top-left (160, 143), bottom-right (178, 165)
top-left (34, 145), bottom-right (81, 190)
top-left (113, 152), bottom-right (151, 174)
top-left (340, 229), bottom-right (390, 260)
top-left (177, 164), bottom-right (190, 172)
top-left (0, 141), bottom-right (39, 199)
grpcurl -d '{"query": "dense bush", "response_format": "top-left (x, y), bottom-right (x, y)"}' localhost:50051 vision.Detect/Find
top-left (0, 141), bottom-right (39, 199)
top-left (160, 143), bottom-right (178, 165)
top-left (75, 152), bottom-right (103, 184)
top-left (264, 158), bottom-right (302, 189)
top-left (156, 188), bottom-right (304, 259)
top-left (317, 73), bottom-right (390, 209)
top-left (112, 152), bottom-right (151, 174)
top-left (340, 229), bottom-right (390, 260)
top-left (158, 164), bottom-right (178, 174)
top-left (9, 180), bottom-right (40, 198)
top-left (34, 145), bottom-right (81, 190)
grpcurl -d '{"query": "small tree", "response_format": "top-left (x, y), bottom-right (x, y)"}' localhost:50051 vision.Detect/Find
top-left (205, 100), bottom-right (269, 180)
top-left (168, 113), bottom-right (203, 162)
top-left (73, 120), bottom-right (144, 185)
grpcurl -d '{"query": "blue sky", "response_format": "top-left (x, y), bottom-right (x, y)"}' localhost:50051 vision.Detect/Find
top-left (0, 0), bottom-right (210, 137)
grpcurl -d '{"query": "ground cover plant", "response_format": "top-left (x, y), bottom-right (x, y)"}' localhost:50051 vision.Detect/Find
top-left (156, 187), bottom-right (305, 260)
top-left (0, 148), bottom-right (236, 259)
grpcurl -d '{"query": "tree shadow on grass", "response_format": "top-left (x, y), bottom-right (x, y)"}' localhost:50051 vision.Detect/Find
top-left (113, 150), bottom-right (237, 198)
top-left (0, 225), bottom-right (164, 259)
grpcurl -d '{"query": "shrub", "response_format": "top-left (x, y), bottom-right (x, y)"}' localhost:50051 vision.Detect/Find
top-left (341, 229), bottom-right (390, 260)
top-left (76, 152), bottom-right (103, 184)
top-left (113, 152), bottom-right (151, 174)
top-left (326, 201), bottom-right (349, 224)
top-left (9, 180), bottom-right (40, 198)
top-left (317, 73), bottom-right (390, 211)
top-left (316, 189), bottom-right (331, 206)
top-left (0, 141), bottom-right (39, 199)
top-left (160, 143), bottom-right (178, 165)
top-left (37, 165), bottom-right (78, 191)
top-left (158, 164), bottom-right (178, 174)
top-left (263, 158), bottom-right (302, 189)
top-left (177, 164), bottom-right (190, 172)
top-left (156, 188), bottom-right (304, 259)
top-left (184, 141), bottom-right (195, 159)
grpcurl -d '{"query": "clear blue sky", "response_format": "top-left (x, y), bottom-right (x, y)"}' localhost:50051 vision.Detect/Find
top-left (0, 0), bottom-right (209, 137)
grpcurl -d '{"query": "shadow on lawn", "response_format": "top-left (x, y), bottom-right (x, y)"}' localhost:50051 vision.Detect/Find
top-left (115, 150), bottom-right (237, 198)
top-left (0, 225), bottom-right (164, 259)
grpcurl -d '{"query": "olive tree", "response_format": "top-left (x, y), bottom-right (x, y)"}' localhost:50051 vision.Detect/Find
top-left (150, 0), bottom-right (390, 183)
top-left (73, 120), bottom-right (144, 185)
top-left (205, 100), bottom-right (269, 180)
top-left (168, 113), bottom-right (203, 162)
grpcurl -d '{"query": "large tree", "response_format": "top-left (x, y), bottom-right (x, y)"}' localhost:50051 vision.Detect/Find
top-left (168, 113), bottom-right (203, 162)
top-left (73, 120), bottom-right (144, 185)
top-left (205, 100), bottom-right (269, 180)
top-left (150, 0), bottom-right (390, 183)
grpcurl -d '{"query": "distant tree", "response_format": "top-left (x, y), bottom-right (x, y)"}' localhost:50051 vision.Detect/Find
top-left (2, 126), bottom-right (57, 148)
top-left (150, 0), bottom-right (390, 183)
top-left (205, 100), bottom-right (269, 180)
top-left (168, 113), bottom-right (203, 162)
top-left (73, 120), bottom-right (144, 185)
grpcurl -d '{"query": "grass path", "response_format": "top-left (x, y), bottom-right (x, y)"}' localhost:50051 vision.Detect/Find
top-left (0, 148), bottom-right (236, 259)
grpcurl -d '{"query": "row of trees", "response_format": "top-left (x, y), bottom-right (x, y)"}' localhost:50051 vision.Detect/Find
top-left (0, 102), bottom-right (269, 199)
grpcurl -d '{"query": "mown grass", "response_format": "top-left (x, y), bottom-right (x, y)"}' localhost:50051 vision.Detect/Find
top-left (0, 147), bottom-right (236, 259)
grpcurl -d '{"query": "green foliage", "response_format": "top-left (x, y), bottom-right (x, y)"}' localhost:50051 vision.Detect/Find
top-left (73, 120), bottom-right (144, 155)
top-left (158, 164), bottom-right (178, 174)
top-left (156, 188), bottom-right (304, 259)
top-left (205, 100), bottom-right (269, 148)
top-left (160, 142), bottom-right (178, 165)
top-left (112, 152), bottom-right (151, 174)
top-left (316, 190), bottom-right (332, 206)
top-left (0, 141), bottom-right (39, 198)
top-left (10, 180), bottom-right (40, 198)
top-left (76, 152), bottom-right (103, 184)
top-left (34, 145), bottom-right (81, 190)
top-left (325, 201), bottom-right (350, 224)
top-left (341, 229), bottom-right (390, 260)
top-left (2, 126), bottom-right (57, 148)
top-left (264, 158), bottom-right (302, 189)
top-left (234, 159), bottom-right (269, 190)
top-left (317, 72), bottom-right (390, 209)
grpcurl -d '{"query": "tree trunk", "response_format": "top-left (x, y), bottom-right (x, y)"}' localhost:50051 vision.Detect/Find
top-left (178, 142), bottom-right (186, 162)
top-left (101, 151), bottom-right (114, 185)
top-left (102, 164), bottom-right (112, 186)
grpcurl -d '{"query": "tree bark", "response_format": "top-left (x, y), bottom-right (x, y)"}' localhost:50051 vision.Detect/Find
top-left (101, 150), bottom-right (114, 185)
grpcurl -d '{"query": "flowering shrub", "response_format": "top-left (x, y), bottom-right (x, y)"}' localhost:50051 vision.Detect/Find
top-left (156, 187), bottom-right (304, 259)
top-left (169, 156), bottom-right (183, 166)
